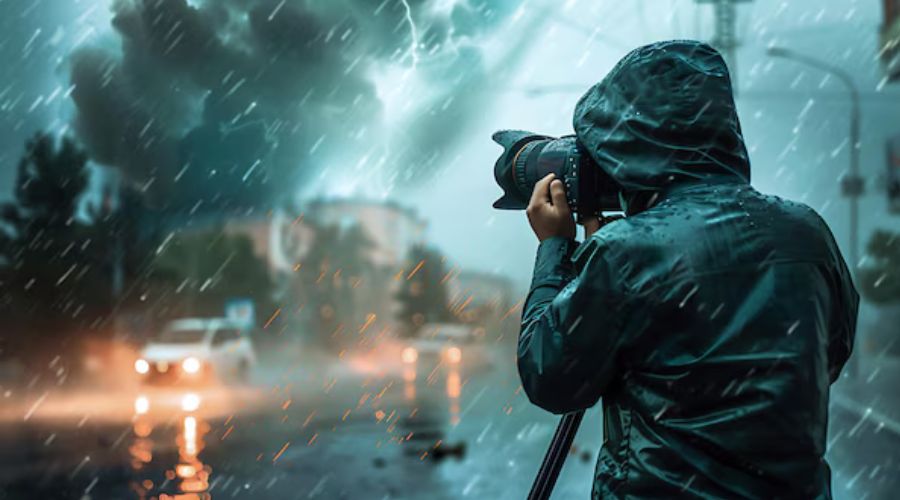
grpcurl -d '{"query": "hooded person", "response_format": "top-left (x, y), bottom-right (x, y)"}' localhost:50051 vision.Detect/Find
top-left (517, 40), bottom-right (858, 498)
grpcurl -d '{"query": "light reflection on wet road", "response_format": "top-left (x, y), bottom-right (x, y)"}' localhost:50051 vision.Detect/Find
top-left (0, 345), bottom-right (595, 499)
top-left (1, 346), bottom-right (898, 499)
top-left (127, 412), bottom-right (212, 499)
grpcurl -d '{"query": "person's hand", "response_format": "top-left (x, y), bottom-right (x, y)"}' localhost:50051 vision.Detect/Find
top-left (526, 174), bottom-right (576, 242)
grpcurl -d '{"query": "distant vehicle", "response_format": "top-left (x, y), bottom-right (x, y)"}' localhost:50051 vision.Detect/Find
top-left (135, 318), bottom-right (255, 384)
top-left (401, 323), bottom-right (488, 372)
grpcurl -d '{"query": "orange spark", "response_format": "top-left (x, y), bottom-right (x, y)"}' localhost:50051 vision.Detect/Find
top-left (272, 442), bottom-right (290, 463)
top-left (359, 314), bottom-right (376, 334)
top-left (500, 300), bottom-right (523, 321)
top-left (303, 410), bottom-right (317, 428)
top-left (406, 260), bottom-right (425, 280)
top-left (440, 267), bottom-right (458, 284)
top-left (263, 308), bottom-right (282, 329)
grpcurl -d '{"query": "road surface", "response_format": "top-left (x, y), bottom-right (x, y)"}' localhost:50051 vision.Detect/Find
top-left (0, 344), bottom-right (897, 499)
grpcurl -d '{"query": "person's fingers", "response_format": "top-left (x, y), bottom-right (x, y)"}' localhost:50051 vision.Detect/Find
top-left (529, 173), bottom-right (555, 208)
top-left (583, 217), bottom-right (601, 238)
top-left (549, 179), bottom-right (569, 211)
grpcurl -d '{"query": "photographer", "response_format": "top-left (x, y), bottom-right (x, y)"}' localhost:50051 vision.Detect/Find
top-left (517, 41), bottom-right (858, 498)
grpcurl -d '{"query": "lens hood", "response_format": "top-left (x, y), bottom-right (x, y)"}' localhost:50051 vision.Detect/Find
top-left (491, 130), bottom-right (552, 209)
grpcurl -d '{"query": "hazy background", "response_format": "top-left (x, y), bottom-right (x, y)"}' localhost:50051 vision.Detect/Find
top-left (1, 1), bottom-right (900, 499)
top-left (0, 0), bottom-right (895, 287)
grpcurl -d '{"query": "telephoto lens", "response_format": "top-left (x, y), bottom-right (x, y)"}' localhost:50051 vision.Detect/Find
top-left (491, 130), bottom-right (621, 220)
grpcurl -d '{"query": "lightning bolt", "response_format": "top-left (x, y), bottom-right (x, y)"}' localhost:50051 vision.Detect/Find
top-left (399, 0), bottom-right (420, 69)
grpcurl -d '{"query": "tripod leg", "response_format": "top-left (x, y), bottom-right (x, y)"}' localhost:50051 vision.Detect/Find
top-left (527, 410), bottom-right (586, 500)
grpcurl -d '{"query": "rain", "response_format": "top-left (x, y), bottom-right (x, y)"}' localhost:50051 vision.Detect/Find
top-left (0, 0), bottom-right (898, 498)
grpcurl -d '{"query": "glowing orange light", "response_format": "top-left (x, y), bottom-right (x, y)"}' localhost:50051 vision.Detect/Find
top-left (446, 346), bottom-right (462, 364)
top-left (133, 420), bottom-right (153, 438)
top-left (135, 395), bottom-right (150, 415)
top-left (181, 393), bottom-right (200, 412)
top-left (184, 416), bottom-right (197, 456)
top-left (401, 347), bottom-right (418, 364)
top-left (182, 357), bottom-right (201, 374)
top-left (134, 358), bottom-right (150, 374)
top-left (446, 370), bottom-right (461, 399)
top-left (176, 464), bottom-right (197, 478)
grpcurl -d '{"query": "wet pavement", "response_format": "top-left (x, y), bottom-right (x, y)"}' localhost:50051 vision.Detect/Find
top-left (0, 345), bottom-right (898, 499)
top-left (0, 344), bottom-right (603, 499)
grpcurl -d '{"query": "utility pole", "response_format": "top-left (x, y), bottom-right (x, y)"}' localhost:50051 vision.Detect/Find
top-left (696, 0), bottom-right (753, 90)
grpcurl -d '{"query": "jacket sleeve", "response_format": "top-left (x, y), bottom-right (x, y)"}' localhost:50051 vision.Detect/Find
top-left (517, 235), bottom-right (632, 414)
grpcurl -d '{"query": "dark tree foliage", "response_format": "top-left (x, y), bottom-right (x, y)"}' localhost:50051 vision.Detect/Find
top-left (0, 133), bottom-right (105, 364)
top-left (151, 229), bottom-right (275, 322)
top-left (859, 230), bottom-right (900, 304)
top-left (395, 244), bottom-right (452, 337)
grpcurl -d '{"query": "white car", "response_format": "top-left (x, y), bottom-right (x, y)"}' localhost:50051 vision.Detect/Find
top-left (401, 323), bottom-right (488, 371)
top-left (135, 318), bottom-right (256, 384)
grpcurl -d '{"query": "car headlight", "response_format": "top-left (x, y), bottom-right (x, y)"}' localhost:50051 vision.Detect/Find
top-left (134, 358), bottom-right (150, 374)
top-left (134, 395), bottom-right (150, 415)
top-left (445, 346), bottom-right (462, 364)
top-left (181, 392), bottom-right (200, 412)
top-left (182, 357), bottom-right (201, 374)
top-left (401, 347), bottom-right (418, 364)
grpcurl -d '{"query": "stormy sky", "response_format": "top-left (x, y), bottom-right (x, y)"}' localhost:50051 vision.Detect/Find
top-left (1, 0), bottom-right (528, 212)
top-left (1, 0), bottom-right (898, 286)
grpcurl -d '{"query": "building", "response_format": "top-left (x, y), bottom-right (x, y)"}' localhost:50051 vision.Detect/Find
top-left (222, 212), bottom-right (315, 274)
top-left (305, 198), bottom-right (427, 268)
top-left (168, 200), bottom-right (517, 343)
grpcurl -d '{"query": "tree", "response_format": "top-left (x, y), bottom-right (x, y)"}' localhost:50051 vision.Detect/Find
top-left (395, 244), bottom-right (452, 336)
top-left (0, 133), bottom-right (105, 365)
top-left (151, 229), bottom-right (275, 320)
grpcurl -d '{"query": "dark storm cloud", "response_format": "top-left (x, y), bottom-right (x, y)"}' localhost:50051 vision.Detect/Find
top-left (67, 0), bottom-right (524, 212)
top-left (67, 0), bottom-right (368, 213)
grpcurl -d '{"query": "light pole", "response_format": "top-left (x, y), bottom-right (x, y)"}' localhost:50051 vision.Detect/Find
top-left (696, 0), bottom-right (755, 92)
top-left (767, 46), bottom-right (865, 269)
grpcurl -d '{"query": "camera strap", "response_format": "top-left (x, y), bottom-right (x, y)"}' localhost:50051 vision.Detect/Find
top-left (527, 410), bottom-right (585, 500)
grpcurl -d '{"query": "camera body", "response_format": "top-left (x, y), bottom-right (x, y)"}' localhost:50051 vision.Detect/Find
top-left (491, 130), bottom-right (621, 221)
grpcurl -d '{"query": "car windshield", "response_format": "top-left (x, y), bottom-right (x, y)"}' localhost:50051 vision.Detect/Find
top-left (156, 328), bottom-right (208, 344)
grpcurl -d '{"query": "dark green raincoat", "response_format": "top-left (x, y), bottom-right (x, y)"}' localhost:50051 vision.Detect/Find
top-left (517, 40), bottom-right (859, 499)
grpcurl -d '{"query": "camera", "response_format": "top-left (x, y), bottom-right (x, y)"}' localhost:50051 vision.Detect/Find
top-left (491, 130), bottom-right (621, 221)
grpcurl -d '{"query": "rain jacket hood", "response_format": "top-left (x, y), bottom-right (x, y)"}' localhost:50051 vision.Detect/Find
top-left (574, 40), bottom-right (750, 193)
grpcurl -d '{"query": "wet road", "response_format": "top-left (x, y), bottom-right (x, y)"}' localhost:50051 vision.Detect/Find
top-left (0, 345), bottom-right (604, 499)
top-left (0, 346), bottom-right (898, 499)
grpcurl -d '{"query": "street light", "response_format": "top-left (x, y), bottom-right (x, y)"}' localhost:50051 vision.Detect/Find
top-left (767, 46), bottom-right (865, 268)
